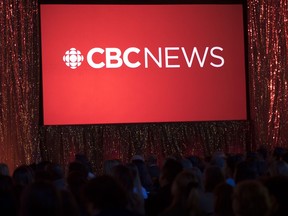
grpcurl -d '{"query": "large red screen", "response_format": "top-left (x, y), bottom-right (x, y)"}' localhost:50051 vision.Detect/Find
top-left (40, 4), bottom-right (247, 125)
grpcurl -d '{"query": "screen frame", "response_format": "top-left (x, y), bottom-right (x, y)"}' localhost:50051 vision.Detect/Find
top-left (38, 0), bottom-right (250, 126)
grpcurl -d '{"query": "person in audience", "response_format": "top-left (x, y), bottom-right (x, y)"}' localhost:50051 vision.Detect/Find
top-left (60, 190), bottom-right (81, 216)
top-left (146, 155), bottom-right (160, 191)
top-left (127, 163), bottom-right (148, 200)
top-left (67, 162), bottom-right (89, 215)
top-left (13, 165), bottom-right (34, 206)
top-left (273, 147), bottom-right (286, 161)
top-left (0, 175), bottom-right (13, 192)
top-left (204, 165), bottom-right (225, 193)
top-left (197, 165), bottom-right (225, 216)
top-left (281, 151), bottom-right (288, 164)
top-left (31, 161), bottom-right (53, 182)
top-left (187, 180), bottom-right (206, 216)
top-left (75, 154), bottom-right (95, 179)
top-left (210, 152), bottom-right (226, 171)
top-left (36, 161), bottom-right (51, 171)
top-left (8, 147), bottom-right (288, 216)
top-left (225, 154), bottom-right (244, 187)
top-left (257, 146), bottom-right (269, 161)
top-left (180, 158), bottom-right (193, 170)
top-left (268, 160), bottom-right (288, 176)
top-left (160, 170), bottom-right (201, 216)
top-left (132, 156), bottom-right (153, 192)
top-left (233, 180), bottom-right (272, 216)
top-left (68, 161), bottom-right (89, 179)
top-left (0, 163), bottom-right (9, 176)
top-left (189, 167), bottom-right (204, 190)
top-left (246, 152), bottom-right (268, 176)
top-left (214, 182), bottom-right (234, 216)
top-left (46, 163), bottom-right (67, 190)
top-left (146, 155), bottom-right (160, 179)
top-left (103, 159), bottom-right (121, 175)
top-left (111, 164), bottom-right (145, 215)
top-left (13, 165), bottom-right (34, 186)
top-left (234, 160), bottom-right (259, 183)
top-left (145, 158), bottom-right (183, 216)
top-left (67, 161), bottom-right (89, 212)
top-left (67, 169), bottom-right (88, 215)
top-left (82, 175), bottom-right (139, 216)
top-left (187, 155), bottom-right (205, 173)
top-left (20, 181), bottom-right (62, 216)
top-left (262, 176), bottom-right (288, 216)
top-left (257, 147), bottom-right (269, 173)
top-left (0, 175), bottom-right (17, 216)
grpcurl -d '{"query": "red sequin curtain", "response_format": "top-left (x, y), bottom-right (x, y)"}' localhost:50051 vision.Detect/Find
top-left (0, 0), bottom-right (287, 173)
top-left (0, 0), bottom-right (41, 170)
top-left (247, 0), bottom-right (288, 148)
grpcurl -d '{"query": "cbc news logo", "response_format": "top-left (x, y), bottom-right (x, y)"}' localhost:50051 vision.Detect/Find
top-left (63, 48), bottom-right (84, 69)
top-left (63, 46), bottom-right (225, 69)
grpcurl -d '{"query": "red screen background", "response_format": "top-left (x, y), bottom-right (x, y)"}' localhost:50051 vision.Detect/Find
top-left (40, 5), bottom-right (247, 125)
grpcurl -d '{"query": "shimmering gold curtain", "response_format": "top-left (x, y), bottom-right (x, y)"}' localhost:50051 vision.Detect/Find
top-left (0, 0), bottom-right (287, 173)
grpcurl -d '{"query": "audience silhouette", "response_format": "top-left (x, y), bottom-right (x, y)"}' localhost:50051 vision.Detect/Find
top-left (1, 147), bottom-right (288, 216)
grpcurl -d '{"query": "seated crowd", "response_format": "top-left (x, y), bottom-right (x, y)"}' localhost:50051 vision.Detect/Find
top-left (1, 147), bottom-right (288, 216)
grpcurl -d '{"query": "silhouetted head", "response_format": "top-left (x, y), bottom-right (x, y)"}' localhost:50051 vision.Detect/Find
top-left (46, 163), bottom-right (64, 181)
top-left (103, 159), bottom-right (121, 175)
top-left (233, 180), bottom-right (271, 216)
top-left (257, 146), bottom-right (268, 160)
top-left (269, 160), bottom-right (288, 176)
top-left (0, 175), bottom-right (13, 193)
top-left (273, 147), bottom-right (286, 161)
top-left (13, 165), bottom-right (34, 186)
top-left (180, 158), bottom-right (193, 170)
top-left (0, 176), bottom-right (17, 216)
top-left (204, 166), bottom-right (225, 192)
top-left (171, 170), bottom-right (201, 207)
top-left (111, 165), bottom-right (134, 192)
top-left (146, 155), bottom-right (157, 166)
top-left (225, 154), bottom-right (244, 178)
top-left (262, 176), bottom-right (288, 216)
top-left (68, 161), bottom-right (88, 179)
top-left (0, 163), bottom-right (9, 176)
top-left (210, 152), bottom-right (226, 169)
top-left (75, 153), bottom-right (93, 173)
top-left (234, 161), bottom-right (259, 183)
top-left (160, 158), bottom-right (183, 187)
top-left (83, 175), bottom-right (127, 214)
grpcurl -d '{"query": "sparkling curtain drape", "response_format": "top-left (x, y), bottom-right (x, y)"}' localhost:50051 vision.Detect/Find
top-left (0, 0), bottom-right (287, 173)
top-left (247, 0), bottom-right (288, 148)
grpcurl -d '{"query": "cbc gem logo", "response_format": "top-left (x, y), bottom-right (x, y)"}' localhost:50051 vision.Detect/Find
top-left (63, 48), bottom-right (84, 69)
